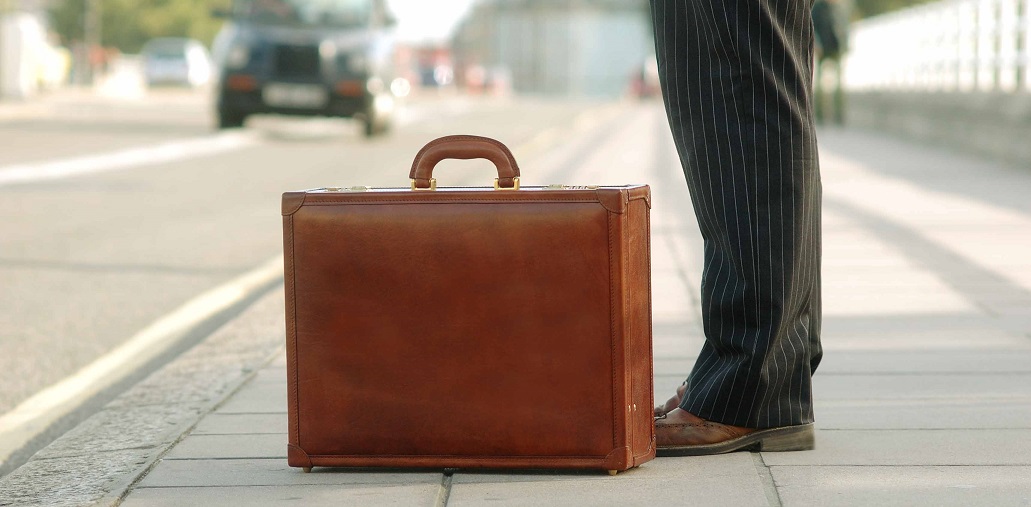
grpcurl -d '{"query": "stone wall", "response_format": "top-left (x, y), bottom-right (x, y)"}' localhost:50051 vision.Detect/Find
top-left (845, 92), bottom-right (1031, 168)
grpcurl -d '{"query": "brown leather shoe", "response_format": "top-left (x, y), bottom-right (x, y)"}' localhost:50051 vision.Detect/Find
top-left (654, 384), bottom-right (687, 417)
top-left (656, 408), bottom-right (815, 456)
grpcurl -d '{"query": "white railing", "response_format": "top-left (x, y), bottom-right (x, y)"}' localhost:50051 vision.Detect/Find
top-left (844, 0), bottom-right (1031, 92)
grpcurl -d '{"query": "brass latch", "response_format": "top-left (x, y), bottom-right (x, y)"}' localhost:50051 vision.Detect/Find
top-left (494, 177), bottom-right (521, 191)
top-left (411, 179), bottom-right (437, 191)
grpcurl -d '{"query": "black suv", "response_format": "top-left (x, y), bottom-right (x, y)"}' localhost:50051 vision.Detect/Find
top-left (212, 0), bottom-right (398, 136)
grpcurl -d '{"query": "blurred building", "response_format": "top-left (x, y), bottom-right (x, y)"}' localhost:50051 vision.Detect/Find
top-left (452, 0), bottom-right (651, 97)
top-left (0, 0), bottom-right (64, 99)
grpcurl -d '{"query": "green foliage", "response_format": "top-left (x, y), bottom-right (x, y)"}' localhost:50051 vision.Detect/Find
top-left (852, 0), bottom-right (938, 19)
top-left (48, 0), bottom-right (232, 52)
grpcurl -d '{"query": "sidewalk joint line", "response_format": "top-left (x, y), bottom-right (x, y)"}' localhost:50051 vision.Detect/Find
top-left (435, 469), bottom-right (455, 507)
top-left (752, 452), bottom-right (783, 507)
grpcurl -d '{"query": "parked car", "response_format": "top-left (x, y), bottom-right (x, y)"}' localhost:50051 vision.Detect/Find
top-left (141, 38), bottom-right (213, 88)
top-left (210, 0), bottom-right (399, 136)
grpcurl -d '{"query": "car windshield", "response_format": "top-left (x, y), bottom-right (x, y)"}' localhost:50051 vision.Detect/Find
top-left (233, 0), bottom-right (371, 28)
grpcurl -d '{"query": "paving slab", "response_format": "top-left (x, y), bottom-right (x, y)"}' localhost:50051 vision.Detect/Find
top-left (249, 367), bottom-right (287, 383)
top-left (816, 398), bottom-right (1031, 429)
top-left (121, 484), bottom-right (441, 507)
top-left (762, 429), bottom-right (1031, 466)
top-left (192, 413), bottom-right (288, 435)
top-left (771, 466), bottom-right (1031, 507)
top-left (653, 334), bottom-right (704, 361)
top-left (819, 314), bottom-right (1031, 352)
top-left (822, 280), bottom-right (975, 318)
top-left (659, 372), bottom-right (1031, 430)
top-left (448, 453), bottom-right (769, 506)
top-left (213, 380), bottom-right (287, 415)
top-left (817, 350), bottom-right (1031, 374)
top-left (812, 373), bottom-right (1031, 401)
top-left (653, 357), bottom-right (698, 376)
top-left (651, 272), bottom-right (695, 321)
top-left (654, 375), bottom-right (688, 401)
top-left (817, 328), bottom-right (1028, 351)
top-left (138, 459), bottom-right (442, 488)
top-left (164, 434), bottom-right (284, 460)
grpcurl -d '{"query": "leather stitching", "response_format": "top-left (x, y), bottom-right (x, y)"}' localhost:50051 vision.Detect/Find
top-left (595, 190), bottom-right (625, 214)
top-left (621, 209), bottom-right (632, 452)
top-left (608, 211), bottom-right (619, 449)
top-left (306, 454), bottom-right (612, 460)
top-left (282, 192), bottom-right (307, 216)
top-left (655, 423), bottom-right (709, 429)
top-left (644, 199), bottom-right (655, 450)
top-left (286, 215), bottom-right (300, 447)
top-left (656, 423), bottom-right (751, 440)
top-left (302, 198), bottom-right (602, 204)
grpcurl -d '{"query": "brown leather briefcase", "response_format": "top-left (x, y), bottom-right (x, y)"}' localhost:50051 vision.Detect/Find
top-left (282, 135), bottom-right (654, 474)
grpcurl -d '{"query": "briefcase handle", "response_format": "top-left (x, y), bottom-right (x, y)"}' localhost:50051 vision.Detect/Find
top-left (409, 135), bottom-right (521, 191)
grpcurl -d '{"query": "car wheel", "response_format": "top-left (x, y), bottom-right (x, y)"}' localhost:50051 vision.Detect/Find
top-left (218, 108), bottom-right (247, 129)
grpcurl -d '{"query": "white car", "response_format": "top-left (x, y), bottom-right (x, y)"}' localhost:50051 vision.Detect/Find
top-left (142, 38), bottom-right (212, 88)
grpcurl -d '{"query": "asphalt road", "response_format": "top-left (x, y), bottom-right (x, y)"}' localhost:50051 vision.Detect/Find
top-left (0, 89), bottom-right (625, 472)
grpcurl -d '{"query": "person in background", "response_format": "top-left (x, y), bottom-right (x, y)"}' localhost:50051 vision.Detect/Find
top-left (649, 0), bottom-right (823, 455)
top-left (813, 0), bottom-right (850, 125)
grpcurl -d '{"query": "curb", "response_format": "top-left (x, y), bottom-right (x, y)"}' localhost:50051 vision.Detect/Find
top-left (0, 286), bottom-right (287, 507)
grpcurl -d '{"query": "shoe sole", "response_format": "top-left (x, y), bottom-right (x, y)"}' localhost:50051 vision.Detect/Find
top-left (656, 423), bottom-right (815, 457)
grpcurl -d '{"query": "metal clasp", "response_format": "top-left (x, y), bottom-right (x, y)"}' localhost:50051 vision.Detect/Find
top-left (494, 177), bottom-right (521, 191)
top-left (411, 178), bottom-right (437, 191)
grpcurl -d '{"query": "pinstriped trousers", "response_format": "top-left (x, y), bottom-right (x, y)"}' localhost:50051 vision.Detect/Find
top-left (650, 0), bottom-right (823, 429)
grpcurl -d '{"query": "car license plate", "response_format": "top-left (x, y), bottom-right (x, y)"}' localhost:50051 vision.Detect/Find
top-left (262, 83), bottom-right (328, 108)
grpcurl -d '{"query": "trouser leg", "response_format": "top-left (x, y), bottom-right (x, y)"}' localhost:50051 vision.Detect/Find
top-left (650, 0), bottom-right (823, 429)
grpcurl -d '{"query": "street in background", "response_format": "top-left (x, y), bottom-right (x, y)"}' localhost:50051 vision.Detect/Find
top-left (141, 37), bottom-right (213, 89)
top-left (210, 0), bottom-right (400, 135)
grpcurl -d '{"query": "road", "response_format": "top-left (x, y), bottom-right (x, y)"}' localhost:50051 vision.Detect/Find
top-left (0, 89), bottom-right (624, 474)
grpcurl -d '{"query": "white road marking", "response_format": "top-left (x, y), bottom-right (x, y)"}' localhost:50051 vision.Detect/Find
top-left (0, 254), bottom-right (284, 464)
top-left (0, 131), bottom-right (257, 188)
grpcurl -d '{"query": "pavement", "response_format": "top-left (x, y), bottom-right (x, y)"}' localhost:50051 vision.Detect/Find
top-left (2, 93), bottom-right (1031, 506)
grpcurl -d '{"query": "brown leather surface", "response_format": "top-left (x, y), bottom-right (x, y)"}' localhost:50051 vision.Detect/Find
top-left (655, 409), bottom-right (755, 447)
top-left (284, 137), bottom-right (652, 471)
top-left (408, 135), bottom-right (520, 189)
